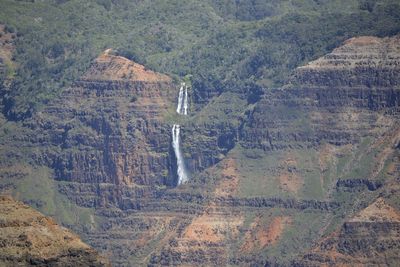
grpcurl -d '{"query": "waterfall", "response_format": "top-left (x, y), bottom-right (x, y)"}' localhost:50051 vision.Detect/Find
top-left (176, 82), bottom-right (189, 115)
top-left (183, 86), bottom-right (188, 115)
top-left (176, 83), bottom-right (185, 114)
top-left (172, 82), bottom-right (189, 185)
top-left (172, 124), bottom-right (188, 185)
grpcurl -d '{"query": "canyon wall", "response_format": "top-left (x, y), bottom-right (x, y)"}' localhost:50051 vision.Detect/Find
top-left (34, 51), bottom-right (178, 190)
top-left (1, 35), bottom-right (399, 266)
top-left (0, 196), bottom-right (109, 266)
top-left (242, 36), bottom-right (400, 151)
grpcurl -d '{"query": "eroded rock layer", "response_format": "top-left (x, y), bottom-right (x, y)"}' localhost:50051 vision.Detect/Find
top-left (34, 50), bottom-right (177, 189)
top-left (1, 36), bottom-right (400, 266)
top-left (297, 198), bottom-right (400, 266)
top-left (242, 35), bottom-right (400, 150)
top-left (0, 196), bottom-right (109, 266)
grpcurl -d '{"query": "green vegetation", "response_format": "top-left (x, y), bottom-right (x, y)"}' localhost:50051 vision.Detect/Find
top-left (192, 92), bottom-right (247, 125)
top-left (0, 0), bottom-right (399, 120)
top-left (0, 1), bottom-right (399, 265)
top-left (235, 147), bottom-right (284, 198)
top-left (268, 210), bottom-right (331, 263)
top-left (0, 164), bottom-right (96, 230)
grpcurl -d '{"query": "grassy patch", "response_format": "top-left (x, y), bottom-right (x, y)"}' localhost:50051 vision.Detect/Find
top-left (1, 164), bottom-right (96, 229)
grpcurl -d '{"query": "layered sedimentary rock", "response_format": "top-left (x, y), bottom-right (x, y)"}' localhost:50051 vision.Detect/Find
top-left (26, 49), bottom-right (234, 211)
top-left (242, 35), bottom-right (400, 150)
top-left (59, 36), bottom-right (400, 266)
top-left (0, 195), bottom-right (109, 266)
top-left (297, 198), bottom-right (400, 266)
top-left (34, 49), bottom-right (177, 189)
top-left (3, 36), bottom-right (400, 266)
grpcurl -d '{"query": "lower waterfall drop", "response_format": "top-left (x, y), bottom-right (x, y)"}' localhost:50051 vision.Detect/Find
top-left (172, 124), bottom-right (188, 185)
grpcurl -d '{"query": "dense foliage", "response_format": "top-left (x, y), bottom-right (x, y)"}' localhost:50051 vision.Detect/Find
top-left (0, 0), bottom-right (399, 119)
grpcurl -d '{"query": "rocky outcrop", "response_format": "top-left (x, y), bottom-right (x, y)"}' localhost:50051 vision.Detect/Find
top-left (242, 35), bottom-right (400, 150)
top-left (0, 195), bottom-right (109, 266)
top-left (28, 49), bottom-right (235, 209)
top-left (336, 178), bottom-right (383, 192)
top-left (297, 198), bottom-right (400, 266)
top-left (294, 36), bottom-right (400, 89)
top-left (81, 49), bottom-right (171, 83)
top-left (47, 36), bottom-right (400, 266)
top-left (4, 36), bottom-right (399, 266)
top-left (33, 50), bottom-right (178, 188)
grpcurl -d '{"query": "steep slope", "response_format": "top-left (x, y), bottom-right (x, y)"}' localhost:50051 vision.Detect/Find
top-left (0, 195), bottom-right (109, 266)
top-left (237, 35), bottom-right (400, 201)
top-left (0, 0), bottom-right (400, 266)
top-left (297, 198), bottom-right (400, 266)
top-left (147, 35), bottom-right (400, 266)
top-left (243, 35), bottom-right (400, 151)
top-left (0, 35), bottom-right (399, 266)
top-left (35, 49), bottom-right (177, 189)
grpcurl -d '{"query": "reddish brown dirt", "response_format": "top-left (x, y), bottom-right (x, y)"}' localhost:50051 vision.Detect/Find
top-left (0, 24), bottom-right (16, 88)
top-left (214, 158), bottom-right (240, 197)
top-left (0, 196), bottom-right (109, 265)
top-left (343, 36), bottom-right (381, 46)
top-left (82, 49), bottom-right (171, 82)
top-left (303, 198), bottom-right (400, 266)
top-left (0, 24), bottom-right (15, 62)
top-left (350, 197), bottom-right (400, 223)
top-left (241, 216), bottom-right (291, 252)
top-left (183, 205), bottom-right (243, 243)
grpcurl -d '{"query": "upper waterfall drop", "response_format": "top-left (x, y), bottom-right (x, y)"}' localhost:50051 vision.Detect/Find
top-left (183, 86), bottom-right (188, 115)
top-left (176, 82), bottom-right (189, 115)
top-left (176, 83), bottom-right (184, 114)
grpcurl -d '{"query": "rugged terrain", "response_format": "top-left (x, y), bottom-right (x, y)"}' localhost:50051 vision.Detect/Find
top-left (0, 34), bottom-right (398, 266)
top-left (0, 4), bottom-right (400, 263)
top-left (297, 198), bottom-right (400, 266)
top-left (0, 195), bottom-right (109, 266)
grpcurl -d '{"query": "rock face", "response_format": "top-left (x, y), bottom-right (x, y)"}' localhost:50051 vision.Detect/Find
top-left (297, 198), bottom-right (400, 266)
top-left (29, 49), bottom-right (231, 210)
top-left (81, 49), bottom-right (171, 83)
top-left (0, 195), bottom-right (109, 266)
top-left (2, 36), bottom-right (400, 266)
top-left (242, 35), bottom-right (400, 150)
top-left (35, 49), bottom-right (178, 189)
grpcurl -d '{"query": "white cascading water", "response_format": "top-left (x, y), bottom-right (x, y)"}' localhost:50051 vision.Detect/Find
top-left (172, 82), bottom-right (189, 185)
top-left (176, 83), bottom-right (185, 114)
top-left (172, 124), bottom-right (188, 184)
top-left (183, 86), bottom-right (188, 115)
